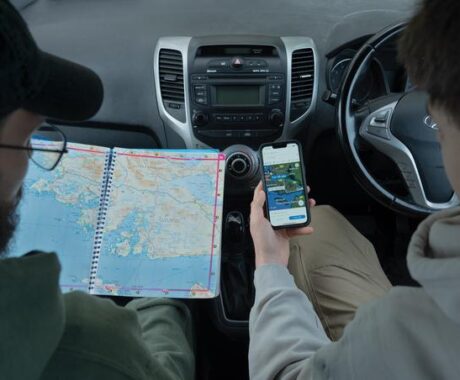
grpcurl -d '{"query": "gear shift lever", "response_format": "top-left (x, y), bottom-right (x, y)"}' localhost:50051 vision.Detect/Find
top-left (221, 211), bottom-right (254, 320)
top-left (224, 211), bottom-right (246, 250)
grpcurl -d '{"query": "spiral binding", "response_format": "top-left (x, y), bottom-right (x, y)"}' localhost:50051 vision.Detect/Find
top-left (88, 150), bottom-right (116, 293)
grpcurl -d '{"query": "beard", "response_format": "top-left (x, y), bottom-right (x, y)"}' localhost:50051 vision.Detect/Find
top-left (0, 188), bottom-right (22, 258)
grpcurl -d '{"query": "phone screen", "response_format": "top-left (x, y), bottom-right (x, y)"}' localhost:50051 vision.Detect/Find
top-left (261, 143), bottom-right (309, 227)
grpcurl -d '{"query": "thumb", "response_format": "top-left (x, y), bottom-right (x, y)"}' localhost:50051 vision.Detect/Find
top-left (251, 182), bottom-right (266, 221)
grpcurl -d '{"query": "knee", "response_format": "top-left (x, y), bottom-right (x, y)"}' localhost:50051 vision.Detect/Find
top-left (311, 205), bottom-right (341, 220)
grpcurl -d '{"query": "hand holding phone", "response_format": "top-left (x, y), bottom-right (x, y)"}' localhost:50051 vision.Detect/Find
top-left (259, 141), bottom-right (311, 229)
top-left (250, 181), bottom-right (315, 268)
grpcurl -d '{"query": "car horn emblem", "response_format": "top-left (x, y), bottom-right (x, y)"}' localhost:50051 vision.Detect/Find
top-left (424, 116), bottom-right (438, 130)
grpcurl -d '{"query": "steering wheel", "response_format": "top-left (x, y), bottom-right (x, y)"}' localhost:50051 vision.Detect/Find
top-left (337, 22), bottom-right (459, 217)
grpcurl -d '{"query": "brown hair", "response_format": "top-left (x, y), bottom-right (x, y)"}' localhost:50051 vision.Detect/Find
top-left (398, 0), bottom-right (460, 126)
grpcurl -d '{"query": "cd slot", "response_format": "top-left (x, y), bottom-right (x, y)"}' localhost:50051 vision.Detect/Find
top-left (206, 74), bottom-right (268, 80)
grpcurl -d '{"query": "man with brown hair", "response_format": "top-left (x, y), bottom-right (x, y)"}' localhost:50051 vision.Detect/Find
top-left (249, 0), bottom-right (460, 378)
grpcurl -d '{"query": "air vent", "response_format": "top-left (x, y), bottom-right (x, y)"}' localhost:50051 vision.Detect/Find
top-left (290, 48), bottom-right (314, 121)
top-left (159, 49), bottom-right (184, 102)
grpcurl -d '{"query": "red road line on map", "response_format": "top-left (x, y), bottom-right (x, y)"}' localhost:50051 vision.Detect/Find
top-left (207, 154), bottom-right (224, 289)
top-left (116, 152), bottom-right (219, 161)
top-left (119, 287), bottom-right (210, 293)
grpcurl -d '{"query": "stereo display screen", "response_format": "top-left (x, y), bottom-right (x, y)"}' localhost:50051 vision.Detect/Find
top-left (215, 85), bottom-right (261, 106)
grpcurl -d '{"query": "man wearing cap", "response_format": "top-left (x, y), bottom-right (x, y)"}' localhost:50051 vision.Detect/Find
top-left (0, 1), bottom-right (195, 379)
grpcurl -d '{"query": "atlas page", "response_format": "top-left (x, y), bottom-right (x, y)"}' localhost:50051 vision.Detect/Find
top-left (11, 143), bottom-right (110, 292)
top-left (90, 148), bottom-right (226, 299)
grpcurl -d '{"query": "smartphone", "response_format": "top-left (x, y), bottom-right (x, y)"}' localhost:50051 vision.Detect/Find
top-left (259, 141), bottom-right (310, 229)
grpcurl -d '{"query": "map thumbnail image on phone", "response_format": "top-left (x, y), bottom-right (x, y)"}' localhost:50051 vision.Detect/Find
top-left (262, 144), bottom-right (308, 227)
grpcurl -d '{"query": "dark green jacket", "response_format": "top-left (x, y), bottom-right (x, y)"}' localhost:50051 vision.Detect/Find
top-left (0, 253), bottom-right (194, 380)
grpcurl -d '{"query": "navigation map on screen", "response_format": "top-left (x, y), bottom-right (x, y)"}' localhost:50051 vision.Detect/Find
top-left (262, 143), bottom-right (308, 227)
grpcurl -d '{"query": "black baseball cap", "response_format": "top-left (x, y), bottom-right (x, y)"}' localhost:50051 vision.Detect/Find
top-left (0, 0), bottom-right (103, 121)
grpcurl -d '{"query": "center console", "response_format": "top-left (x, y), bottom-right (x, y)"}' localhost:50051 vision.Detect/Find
top-left (154, 35), bottom-right (318, 150)
top-left (189, 42), bottom-right (287, 146)
top-left (154, 35), bottom-right (318, 337)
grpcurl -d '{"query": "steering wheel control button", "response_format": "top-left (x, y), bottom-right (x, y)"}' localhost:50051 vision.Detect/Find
top-left (374, 110), bottom-right (390, 123)
top-left (367, 125), bottom-right (390, 140)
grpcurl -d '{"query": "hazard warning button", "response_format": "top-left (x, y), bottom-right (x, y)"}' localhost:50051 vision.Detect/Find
top-left (231, 57), bottom-right (244, 69)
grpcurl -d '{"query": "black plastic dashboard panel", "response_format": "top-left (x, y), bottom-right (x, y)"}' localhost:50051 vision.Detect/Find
top-left (52, 121), bottom-right (161, 149)
top-left (187, 36), bottom-right (288, 149)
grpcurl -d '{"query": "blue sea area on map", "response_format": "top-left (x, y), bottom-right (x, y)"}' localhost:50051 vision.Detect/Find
top-left (267, 189), bottom-right (304, 211)
top-left (96, 207), bottom-right (219, 297)
top-left (10, 166), bottom-right (97, 292)
top-left (95, 251), bottom-right (219, 298)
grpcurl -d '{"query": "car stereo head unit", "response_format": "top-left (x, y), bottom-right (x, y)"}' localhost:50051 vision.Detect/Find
top-left (188, 43), bottom-right (287, 144)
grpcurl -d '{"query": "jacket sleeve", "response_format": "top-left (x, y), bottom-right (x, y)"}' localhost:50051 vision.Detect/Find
top-left (249, 264), bottom-right (330, 380)
top-left (126, 298), bottom-right (195, 380)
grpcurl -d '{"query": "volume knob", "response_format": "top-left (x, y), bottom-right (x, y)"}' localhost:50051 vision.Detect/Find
top-left (193, 111), bottom-right (208, 126)
top-left (269, 110), bottom-right (284, 127)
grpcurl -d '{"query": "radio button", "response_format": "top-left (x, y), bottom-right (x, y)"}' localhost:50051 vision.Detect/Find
top-left (223, 115), bottom-right (232, 122)
top-left (242, 131), bottom-right (253, 138)
top-left (254, 114), bottom-right (263, 121)
top-left (246, 115), bottom-right (254, 122)
top-left (192, 75), bottom-right (208, 81)
top-left (214, 115), bottom-right (223, 122)
top-left (269, 97), bottom-right (281, 104)
top-left (231, 115), bottom-right (238, 122)
top-left (224, 130), bottom-right (234, 137)
top-left (238, 115), bottom-right (246, 122)
top-left (197, 130), bottom-right (212, 137)
top-left (195, 97), bottom-right (207, 105)
top-left (210, 60), bottom-right (229, 68)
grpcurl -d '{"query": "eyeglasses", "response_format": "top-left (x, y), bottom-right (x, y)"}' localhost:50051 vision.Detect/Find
top-left (0, 123), bottom-right (68, 171)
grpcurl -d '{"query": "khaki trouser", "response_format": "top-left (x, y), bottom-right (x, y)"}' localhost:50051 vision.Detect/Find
top-left (288, 206), bottom-right (392, 341)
